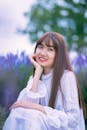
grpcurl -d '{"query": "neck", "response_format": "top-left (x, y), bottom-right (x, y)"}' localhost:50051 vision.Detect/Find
top-left (43, 68), bottom-right (53, 75)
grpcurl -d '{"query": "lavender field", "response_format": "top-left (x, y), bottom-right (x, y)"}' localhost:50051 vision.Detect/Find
top-left (0, 52), bottom-right (87, 129)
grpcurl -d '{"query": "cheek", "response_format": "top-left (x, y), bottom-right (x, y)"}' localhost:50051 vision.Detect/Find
top-left (35, 49), bottom-right (40, 55)
top-left (51, 53), bottom-right (56, 61)
top-left (51, 58), bottom-right (55, 65)
top-left (35, 48), bottom-right (40, 55)
top-left (51, 56), bottom-right (55, 66)
top-left (34, 52), bottom-right (39, 62)
top-left (52, 57), bottom-right (55, 65)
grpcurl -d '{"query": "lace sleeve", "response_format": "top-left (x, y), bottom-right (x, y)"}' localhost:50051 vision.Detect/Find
top-left (17, 76), bottom-right (47, 103)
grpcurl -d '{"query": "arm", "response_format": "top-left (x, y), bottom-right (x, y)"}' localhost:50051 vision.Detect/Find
top-left (41, 71), bottom-right (81, 129)
top-left (10, 100), bottom-right (45, 114)
top-left (29, 54), bottom-right (43, 92)
top-left (17, 54), bottom-right (46, 103)
top-left (60, 71), bottom-right (80, 127)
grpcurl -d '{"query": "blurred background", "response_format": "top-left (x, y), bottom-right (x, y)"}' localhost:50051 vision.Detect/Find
top-left (0, 0), bottom-right (87, 129)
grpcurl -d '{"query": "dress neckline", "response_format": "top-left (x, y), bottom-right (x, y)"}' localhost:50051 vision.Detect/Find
top-left (41, 69), bottom-right (53, 80)
top-left (41, 69), bottom-right (69, 80)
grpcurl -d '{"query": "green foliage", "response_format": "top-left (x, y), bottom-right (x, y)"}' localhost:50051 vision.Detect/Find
top-left (0, 106), bottom-right (7, 130)
top-left (0, 53), bottom-right (33, 129)
top-left (16, 64), bottom-right (33, 92)
top-left (0, 53), bottom-right (33, 108)
top-left (75, 67), bottom-right (87, 127)
top-left (0, 66), bottom-right (33, 108)
top-left (22, 0), bottom-right (87, 53)
top-left (76, 69), bottom-right (87, 105)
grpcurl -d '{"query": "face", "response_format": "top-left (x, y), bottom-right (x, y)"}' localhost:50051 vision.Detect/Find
top-left (35, 40), bottom-right (56, 74)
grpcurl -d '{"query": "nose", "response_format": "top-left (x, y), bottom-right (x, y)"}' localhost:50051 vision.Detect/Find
top-left (40, 49), bottom-right (47, 55)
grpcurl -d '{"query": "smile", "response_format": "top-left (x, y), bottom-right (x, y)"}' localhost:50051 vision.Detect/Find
top-left (38, 57), bottom-right (48, 62)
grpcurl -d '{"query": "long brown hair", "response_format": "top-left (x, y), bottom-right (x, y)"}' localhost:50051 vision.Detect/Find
top-left (34, 32), bottom-right (86, 118)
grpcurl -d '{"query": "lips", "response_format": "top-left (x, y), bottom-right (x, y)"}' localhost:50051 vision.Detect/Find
top-left (38, 57), bottom-right (48, 62)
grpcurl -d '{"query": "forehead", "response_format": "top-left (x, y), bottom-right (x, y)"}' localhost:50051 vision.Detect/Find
top-left (36, 35), bottom-right (57, 49)
top-left (41, 40), bottom-right (54, 47)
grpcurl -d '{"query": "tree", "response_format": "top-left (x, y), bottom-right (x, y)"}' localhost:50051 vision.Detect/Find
top-left (22, 0), bottom-right (87, 53)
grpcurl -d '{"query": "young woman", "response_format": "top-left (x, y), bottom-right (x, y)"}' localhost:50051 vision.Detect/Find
top-left (3, 32), bottom-right (86, 130)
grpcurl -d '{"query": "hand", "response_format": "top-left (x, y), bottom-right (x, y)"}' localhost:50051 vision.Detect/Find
top-left (29, 54), bottom-right (43, 73)
top-left (10, 100), bottom-right (45, 114)
top-left (10, 100), bottom-right (33, 110)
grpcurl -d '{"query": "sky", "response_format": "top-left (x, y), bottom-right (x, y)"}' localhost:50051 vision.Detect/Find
top-left (0, 0), bottom-right (77, 60)
top-left (0, 0), bottom-right (36, 56)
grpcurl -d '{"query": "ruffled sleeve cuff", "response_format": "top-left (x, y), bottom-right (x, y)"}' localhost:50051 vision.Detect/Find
top-left (44, 106), bottom-right (68, 129)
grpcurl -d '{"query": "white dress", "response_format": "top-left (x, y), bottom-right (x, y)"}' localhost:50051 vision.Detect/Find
top-left (3, 70), bottom-right (85, 130)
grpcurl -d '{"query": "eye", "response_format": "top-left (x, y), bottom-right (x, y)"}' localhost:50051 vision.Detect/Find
top-left (48, 47), bottom-right (54, 51)
top-left (37, 44), bottom-right (43, 49)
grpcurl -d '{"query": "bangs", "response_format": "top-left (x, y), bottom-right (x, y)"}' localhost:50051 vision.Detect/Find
top-left (36, 35), bottom-right (57, 50)
top-left (43, 38), bottom-right (56, 49)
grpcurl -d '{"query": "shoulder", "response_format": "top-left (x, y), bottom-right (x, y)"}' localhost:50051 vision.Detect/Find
top-left (60, 69), bottom-right (77, 89)
top-left (61, 69), bottom-right (76, 82)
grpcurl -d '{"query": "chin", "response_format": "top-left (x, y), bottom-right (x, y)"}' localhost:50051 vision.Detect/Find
top-left (39, 63), bottom-right (45, 66)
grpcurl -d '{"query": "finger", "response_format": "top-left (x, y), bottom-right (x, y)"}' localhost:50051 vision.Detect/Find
top-left (32, 54), bottom-right (36, 58)
top-left (29, 54), bottom-right (36, 62)
top-left (29, 54), bottom-right (38, 67)
top-left (9, 105), bottom-right (16, 110)
top-left (10, 102), bottom-right (19, 110)
top-left (9, 102), bottom-right (16, 110)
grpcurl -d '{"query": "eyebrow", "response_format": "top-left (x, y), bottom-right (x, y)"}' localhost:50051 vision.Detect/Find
top-left (40, 43), bottom-right (55, 48)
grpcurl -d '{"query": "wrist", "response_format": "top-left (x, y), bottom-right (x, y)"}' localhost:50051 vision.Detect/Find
top-left (34, 103), bottom-right (45, 113)
top-left (30, 70), bottom-right (42, 92)
top-left (35, 68), bottom-right (43, 77)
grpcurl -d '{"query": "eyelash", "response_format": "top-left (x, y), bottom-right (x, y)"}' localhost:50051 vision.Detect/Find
top-left (48, 48), bottom-right (54, 51)
top-left (37, 45), bottom-right (54, 51)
